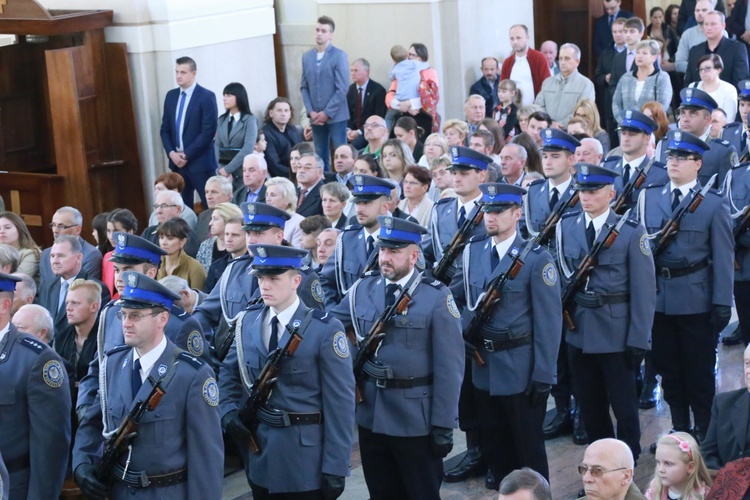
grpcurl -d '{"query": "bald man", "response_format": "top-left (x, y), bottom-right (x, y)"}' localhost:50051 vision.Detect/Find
top-left (540, 40), bottom-right (559, 76)
top-left (579, 438), bottom-right (644, 499)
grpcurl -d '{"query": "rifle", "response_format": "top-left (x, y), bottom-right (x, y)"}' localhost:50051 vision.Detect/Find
top-left (352, 275), bottom-right (422, 404)
top-left (561, 210), bottom-right (631, 331)
top-left (463, 239), bottom-right (535, 366)
top-left (530, 189), bottom-right (580, 248)
top-left (734, 204), bottom-right (750, 270)
top-left (239, 322), bottom-right (303, 454)
top-left (214, 296), bottom-right (263, 362)
top-left (611, 160), bottom-right (658, 215)
top-left (94, 370), bottom-right (175, 483)
top-left (432, 204), bottom-right (485, 284)
top-left (649, 175), bottom-right (716, 259)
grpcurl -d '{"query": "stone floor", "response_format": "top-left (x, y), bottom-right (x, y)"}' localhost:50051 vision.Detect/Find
top-left (222, 321), bottom-right (746, 500)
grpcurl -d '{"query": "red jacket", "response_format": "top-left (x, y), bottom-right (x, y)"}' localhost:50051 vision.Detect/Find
top-left (500, 49), bottom-right (551, 99)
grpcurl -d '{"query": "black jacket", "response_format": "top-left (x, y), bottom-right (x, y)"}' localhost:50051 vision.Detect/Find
top-left (262, 122), bottom-right (303, 178)
top-left (469, 77), bottom-right (499, 117)
top-left (346, 79), bottom-right (387, 132)
top-left (684, 37), bottom-right (750, 88)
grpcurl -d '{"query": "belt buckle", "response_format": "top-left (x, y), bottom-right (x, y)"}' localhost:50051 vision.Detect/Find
top-left (483, 339), bottom-right (495, 353)
top-left (660, 267), bottom-right (672, 280)
top-left (137, 471), bottom-right (150, 488)
top-left (376, 378), bottom-right (387, 389)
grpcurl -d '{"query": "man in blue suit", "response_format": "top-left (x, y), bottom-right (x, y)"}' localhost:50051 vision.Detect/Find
top-left (593, 0), bottom-right (634, 58)
top-left (160, 56), bottom-right (218, 210)
top-left (300, 16), bottom-right (350, 171)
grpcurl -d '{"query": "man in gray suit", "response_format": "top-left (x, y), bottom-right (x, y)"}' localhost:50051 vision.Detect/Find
top-left (300, 16), bottom-right (350, 171)
top-left (40, 206), bottom-right (103, 283)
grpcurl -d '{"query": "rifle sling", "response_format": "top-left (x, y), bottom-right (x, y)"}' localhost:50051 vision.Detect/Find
top-left (362, 360), bottom-right (433, 388)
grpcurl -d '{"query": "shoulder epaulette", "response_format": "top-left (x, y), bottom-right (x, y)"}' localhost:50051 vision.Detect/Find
top-left (235, 254), bottom-right (253, 262)
top-left (645, 182), bottom-right (668, 189)
top-left (624, 217), bottom-right (639, 227)
top-left (711, 138), bottom-right (730, 147)
top-left (19, 336), bottom-right (46, 354)
top-left (561, 209), bottom-right (582, 219)
top-left (246, 301), bottom-right (264, 311)
top-left (468, 234), bottom-right (490, 243)
top-left (422, 277), bottom-right (446, 288)
top-left (105, 344), bottom-right (130, 356)
top-left (301, 263), bottom-right (311, 271)
top-left (363, 270), bottom-right (381, 278)
top-left (435, 197), bottom-right (454, 205)
top-left (178, 351), bottom-right (204, 369)
top-left (602, 155), bottom-right (622, 165)
top-left (170, 305), bottom-right (187, 317)
top-left (528, 179), bottom-right (545, 188)
top-left (311, 309), bottom-right (330, 322)
top-left (342, 224), bottom-right (361, 231)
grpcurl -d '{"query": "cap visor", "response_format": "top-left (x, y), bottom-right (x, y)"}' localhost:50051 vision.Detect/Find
top-left (574, 184), bottom-right (609, 191)
top-left (377, 238), bottom-right (412, 249)
top-left (243, 224), bottom-right (278, 232)
top-left (448, 164), bottom-right (481, 171)
top-left (109, 254), bottom-right (157, 265)
top-left (116, 298), bottom-right (160, 309)
top-left (481, 204), bottom-right (518, 213)
top-left (250, 266), bottom-right (294, 276)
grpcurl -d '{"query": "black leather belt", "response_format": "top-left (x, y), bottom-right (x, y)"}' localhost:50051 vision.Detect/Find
top-left (112, 464), bottom-right (187, 488)
top-left (657, 259), bottom-right (709, 279)
top-left (5, 454), bottom-right (29, 474)
top-left (257, 406), bottom-right (323, 427)
top-left (573, 291), bottom-right (630, 308)
top-left (363, 360), bottom-right (433, 389)
top-left (482, 332), bottom-right (532, 352)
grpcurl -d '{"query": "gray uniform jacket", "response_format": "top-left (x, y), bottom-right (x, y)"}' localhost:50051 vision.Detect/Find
top-left (319, 224), bottom-right (378, 308)
top-left (602, 155), bottom-right (668, 212)
top-left (0, 326), bottom-right (71, 499)
top-left (657, 135), bottom-right (738, 187)
top-left (0, 449), bottom-right (8, 500)
top-left (524, 178), bottom-right (578, 251)
top-left (219, 303), bottom-right (355, 493)
top-left (558, 210), bottom-right (656, 353)
top-left (726, 163), bottom-right (750, 281)
top-left (73, 340), bottom-right (223, 499)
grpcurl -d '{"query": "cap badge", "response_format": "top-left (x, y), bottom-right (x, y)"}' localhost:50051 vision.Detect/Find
top-left (384, 217), bottom-right (393, 229)
top-left (247, 204), bottom-right (256, 215)
top-left (545, 129), bottom-right (553, 138)
top-left (625, 110), bottom-right (632, 119)
top-left (686, 88), bottom-right (693, 97)
top-left (355, 175), bottom-right (363, 185)
top-left (117, 233), bottom-right (126, 247)
top-left (450, 146), bottom-right (459, 157)
top-left (674, 131), bottom-right (682, 141)
top-left (487, 185), bottom-right (497, 196)
top-left (127, 273), bottom-right (137, 288)
top-left (257, 247), bottom-right (267, 258)
top-left (581, 165), bottom-right (589, 176)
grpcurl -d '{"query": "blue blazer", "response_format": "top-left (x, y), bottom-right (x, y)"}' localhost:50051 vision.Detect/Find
top-left (300, 44), bottom-right (350, 124)
top-left (160, 83), bottom-right (218, 173)
top-left (593, 9), bottom-right (634, 58)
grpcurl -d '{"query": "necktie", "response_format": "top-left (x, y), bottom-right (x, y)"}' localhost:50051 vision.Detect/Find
top-left (366, 235), bottom-right (374, 256)
top-left (549, 188), bottom-right (559, 211)
top-left (175, 91), bottom-right (187, 149)
top-left (132, 358), bottom-right (143, 400)
top-left (586, 221), bottom-right (596, 248)
top-left (609, 14), bottom-right (614, 27)
top-left (58, 280), bottom-right (69, 312)
top-left (385, 283), bottom-right (399, 308)
top-left (356, 87), bottom-right (364, 130)
top-left (671, 188), bottom-right (682, 211)
top-left (269, 316), bottom-right (280, 352)
top-left (298, 189), bottom-right (306, 209)
top-left (743, 130), bottom-right (748, 148)
top-left (490, 246), bottom-right (500, 270)
top-left (622, 163), bottom-right (631, 185)
top-left (228, 115), bottom-right (234, 138)
top-left (458, 206), bottom-right (467, 227)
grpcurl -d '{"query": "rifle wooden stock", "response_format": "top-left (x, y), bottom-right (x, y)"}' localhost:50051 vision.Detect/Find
top-left (612, 169), bottom-right (647, 215)
top-left (433, 210), bottom-right (485, 284)
top-left (536, 192), bottom-right (580, 246)
top-left (651, 177), bottom-right (714, 258)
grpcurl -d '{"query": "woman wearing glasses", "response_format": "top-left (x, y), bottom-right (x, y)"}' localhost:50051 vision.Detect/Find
top-left (686, 54), bottom-right (738, 122)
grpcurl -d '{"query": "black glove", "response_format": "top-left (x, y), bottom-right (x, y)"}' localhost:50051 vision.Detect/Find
top-left (223, 409), bottom-right (252, 444)
top-left (74, 463), bottom-right (109, 499)
top-left (464, 340), bottom-right (478, 359)
top-left (322, 473), bottom-right (346, 500)
top-left (429, 426), bottom-right (454, 458)
top-left (625, 347), bottom-right (646, 371)
top-left (710, 305), bottom-right (732, 337)
top-left (524, 381), bottom-right (551, 408)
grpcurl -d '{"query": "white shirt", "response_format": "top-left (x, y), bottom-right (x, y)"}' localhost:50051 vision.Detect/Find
top-left (262, 296), bottom-right (301, 350)
top-left (670, 179), bottom-right (698, 200)
top-left (175, 81), bottom-right (197, 151)
top-left (584, 209), bottom-right (611, 239)
top-left (548, 176), bottom-right (572, 200)
top-left (622, 153), bottom-right (647, 170)
top-left (0, 322), bottom-right (9, 345)
top-left (510, 55), bottom-right (535, 106)
top-left (385, 268), bottom-right (415, 292)
top-left (133, 335), bottom-right (168, 384)
top-left (363, 227), bottom-right (379, 244)
top-left (491, 231), bottom-right (517, 260)
top-left (457, 193), bottom-right (483, 223)
top-left (634, 80), bottom-right (645, 101)
top-left (230, 111), bottom-right (241, 124)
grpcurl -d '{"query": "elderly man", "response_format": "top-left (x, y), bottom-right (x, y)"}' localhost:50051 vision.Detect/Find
top-left (498, 468), bottom-right (552, 500)
top-left (39, 235), bottom-right (109, 333)
top-left (710, 108), bottom-right (728, 139)
top-left (346, 58), bottom-right (387, 149)
top-left (499, 143), bottom-right (527, 186)
top-left (536, 43), bottom-right (595, 127)
top-left (684, 10), bottom-right (749, 86)
top-left (297, 153), bottom-right (327, 217)
top-left (579, 439), bottom-right (644, 499)
top-left (541, 41), bottom-right (560, 76)
top-left (160, 275), bottom-right (205, 314)
top-left (12, 303), bottom-right (54, 345)
top-left (0, 244), bottom-right (19, 274)
top-left (575, 138), bottom-right (604, 165)
top-left (465, 95), bottom-right (488, 137)
top-left (501, 24), bottom-right (551, 106)
top-left (40, 206), bottom-right (103, 283)
top-left (361, 115), bottom-right (389, 159)
top-left (10, 272), bottom-right (35, 315)
top-left (141, 190), bottom-right (201, 257)
top-left (469, 58), bottom-right (500, 117)
top-left (196, 175), bottom-right (233, 241)
top-left (231, 154), bottom-right (268, 205)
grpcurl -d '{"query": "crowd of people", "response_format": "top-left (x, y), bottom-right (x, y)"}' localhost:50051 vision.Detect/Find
top-left (4, 1), bottom-right (750, 498)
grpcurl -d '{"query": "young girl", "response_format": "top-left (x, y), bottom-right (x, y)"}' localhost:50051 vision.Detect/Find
top-left (646, 432), bottom-right (712, 500)
top-left (493, 79), bottom-right (522, 139)
top-left (253, 130), bottom-right (267, 155)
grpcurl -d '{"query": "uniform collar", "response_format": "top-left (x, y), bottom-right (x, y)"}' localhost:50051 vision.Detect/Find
top-left (492, 231), bottom-right (517, 259)
top-left (549, 175), bottom-right (572, 195)
top-left (584, 208), bottom-right (611, 234)
top-left (268, 296), bottom-right (301, 331)
top-left (670, 179), bottom-right (698, 199)
top-left (386, 268), bottom-right (415, 289)
top-left (0, 322), bottom-right (9, 344)
top-left (134, 335), bottom-right (168, 380)
top-left (457, 193), bottom-right (483, 217)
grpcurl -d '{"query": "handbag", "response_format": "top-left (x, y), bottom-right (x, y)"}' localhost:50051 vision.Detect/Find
top-left (218, 147), bottom-right (241, 164)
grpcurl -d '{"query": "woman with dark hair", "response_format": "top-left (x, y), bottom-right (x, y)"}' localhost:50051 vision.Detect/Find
top-left (0, 211), bottom-right (41, 280)
top-left (102, 208), bottom-right (138, 296)
top-left (398, 165), bottom-right (434, 227)
top-left (687, 53), bottom-right (738, 120)
top-left (352, 154), bottom-right (385, 178)
top-left (479, 118), bottom-right (506, 155)
top-left (393, 116), bottom-right (425, 160)
top-left (647, 6), bottom-right (679, 69)
top-left (91, 212), bottom-right (112, 256)
top-left (156, 218), bottom-right (206, 290)
top-left (262, 97), bottom-right (304, 179)
top-left (665, 4), bottom-right (680, 33)
top-left (510, 133), bottom-right (543, 175)
top-left (215, 82), bottom-right (258, 190)
top-left (385, 43), bottom-right (440, 137)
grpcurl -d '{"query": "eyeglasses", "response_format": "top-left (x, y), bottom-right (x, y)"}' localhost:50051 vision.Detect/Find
top-left (49, 223), bottom-right (80, 230)
top-left (153, 204), bottom-right (179, 210)
top-left (116, 310), bottom-right (163, 322)
top-left (363, 122), bottom-right (385, 129)
top-left (577, 465), bottom-right (628, 478)
top-left (666, 154), bottom-right (699, 163)
top-left (698, 66), bottom-right (716, 72)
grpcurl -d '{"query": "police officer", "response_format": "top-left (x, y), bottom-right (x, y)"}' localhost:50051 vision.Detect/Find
top-left (451, 183), bottom-right (562, 484)
top-left (193, 202), bottom-right (324, 341)
top-left (557, 165), bottom-right (655, 461)
top-left (0, 450), bottom-right (8, 500)
top-left (723, 162), bottom-right (750, 345)
top-left (0, 273), bottom-right (71, 498)
top-left (737, 81), bottom-right (750, 160)
top-left (73, 272), bottom-right (223, 499)
top-left (77, 233), bottom-right (208, 415)
top-left (331, 216), bottom-right (464, 499)
top-left (219, 244), bottom-right (354, 499)
top-left (319, 175), bottom-right (393, 308)
top-left (656, 88), bottom-right (738, 186)
top-left (525, 128), bottom-right (582, 442)
top-left (638, 130), bottom-right (734, 443)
